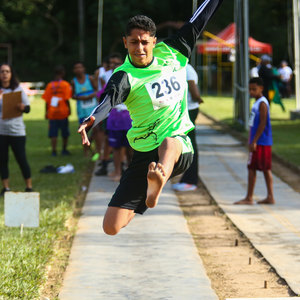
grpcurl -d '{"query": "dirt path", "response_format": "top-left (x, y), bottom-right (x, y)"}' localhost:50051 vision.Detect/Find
top-left (175, 181), bottom-right (295, 299)
top-left (173, 113), bottom-right (297, 299)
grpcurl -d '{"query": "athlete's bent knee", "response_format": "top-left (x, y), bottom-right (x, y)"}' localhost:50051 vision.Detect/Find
top-left (102, 222), bottom-right (122, 235)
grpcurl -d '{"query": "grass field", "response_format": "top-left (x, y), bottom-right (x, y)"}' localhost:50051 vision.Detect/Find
top-left (200, 96), bottom-right (300, 167)
top-left (0, 96), bottom-right (93, 299)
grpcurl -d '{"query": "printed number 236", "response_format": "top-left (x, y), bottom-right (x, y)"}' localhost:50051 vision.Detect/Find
top-left (151, 76), bottom-right (181, 99)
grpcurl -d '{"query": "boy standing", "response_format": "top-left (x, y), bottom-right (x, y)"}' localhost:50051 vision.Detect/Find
top-left (43, 65), bottom-right (72, 156)
top-left (235, 77), bottom-right (275, 205)
top-left (71, 62), bottom-right (97, 125)
top-left (71, 62), bottom-right (98, 156)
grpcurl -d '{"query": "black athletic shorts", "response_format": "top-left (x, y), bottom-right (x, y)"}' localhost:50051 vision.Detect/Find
top-left (108, 135), bottom-right (193, 214)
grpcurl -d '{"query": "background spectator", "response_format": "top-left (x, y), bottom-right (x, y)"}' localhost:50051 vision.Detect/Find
top-left (173, 64), bottom-right (203, 192)
top-left (278, 60), bottom-right (293, 98)
top-left (71, 62), bottom-right (98, 156)
top-left (0, 63), bottom-right (33, 195)
top-left (42, 65), bottom-right (72, 156)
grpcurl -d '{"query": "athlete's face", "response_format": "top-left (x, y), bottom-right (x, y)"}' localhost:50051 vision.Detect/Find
top-left (123, 29), bottom-right (156, 67)
top-left (249, 83), bottom-right (263, 99)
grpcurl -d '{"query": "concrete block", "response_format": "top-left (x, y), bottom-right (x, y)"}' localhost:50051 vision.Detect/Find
top-left (4, 192), bottom-right (39, 227)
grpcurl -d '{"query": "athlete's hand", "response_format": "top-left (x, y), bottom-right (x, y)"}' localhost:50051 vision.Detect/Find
top-left (78, 116), bottom-right (95, 146)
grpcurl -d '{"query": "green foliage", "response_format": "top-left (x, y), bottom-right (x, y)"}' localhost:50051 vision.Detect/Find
top-left (0, 0), bottom-right (291, 82)
top-left (0, 97), bottom-right (91, 299)
top-left (249, 0), bottom-right (291, 65)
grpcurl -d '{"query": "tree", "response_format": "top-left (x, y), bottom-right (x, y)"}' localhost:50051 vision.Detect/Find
top-left (0, 0), bottom-right (291, 82)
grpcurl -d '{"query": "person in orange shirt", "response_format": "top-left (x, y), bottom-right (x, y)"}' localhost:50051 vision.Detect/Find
top-left (42, 65), bottom-right (72, 156)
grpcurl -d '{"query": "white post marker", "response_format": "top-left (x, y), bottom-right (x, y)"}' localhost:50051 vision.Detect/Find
top-left (4, 192), bottom-right (40, 227)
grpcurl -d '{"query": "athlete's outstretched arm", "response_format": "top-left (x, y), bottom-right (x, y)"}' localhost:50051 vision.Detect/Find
top-left (78, 71), bottom-right (130, 145)
top-left (165, 0), bottom-right (224, 58)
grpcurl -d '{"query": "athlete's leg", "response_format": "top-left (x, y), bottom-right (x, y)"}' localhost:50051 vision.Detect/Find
top-left (234, 169), bottom-right (256, 205)
top-left (146, 137), bottom-right (182, 208)
top-left (103, 206), bottom-right (135, 235)
top-left (257, 170), bottom-right (275, 204)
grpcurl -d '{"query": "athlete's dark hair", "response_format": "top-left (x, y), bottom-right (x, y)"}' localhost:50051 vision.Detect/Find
top-left (0, 63), bottom-right (19, 90)
top-left (249, 77), bottom-right (264, 87)
top-left (125, 15), bottom-right (156, 37)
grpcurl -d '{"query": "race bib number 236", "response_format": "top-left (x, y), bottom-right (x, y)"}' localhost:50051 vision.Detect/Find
top-left (145, 69), bottom-right (186, 110)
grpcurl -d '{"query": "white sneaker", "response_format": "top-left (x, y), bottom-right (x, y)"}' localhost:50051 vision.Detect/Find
top-left (172, 183), bottom-right (182, 190)
top-left (173, 183), bottom-right (197, 192)
top-left (57, 163), bottom-right (75, 174)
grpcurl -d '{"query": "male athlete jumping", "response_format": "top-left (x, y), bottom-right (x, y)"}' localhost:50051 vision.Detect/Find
top-left (79, 0), bottom-right (223, 235)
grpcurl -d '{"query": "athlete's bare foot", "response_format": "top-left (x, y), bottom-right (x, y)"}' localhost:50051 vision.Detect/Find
top-left (257, 196), bottom-right (275, 205)
top-left (234, 198), bottom-right (254, 205)
top-left (146, 162), bottom-right (166, 208)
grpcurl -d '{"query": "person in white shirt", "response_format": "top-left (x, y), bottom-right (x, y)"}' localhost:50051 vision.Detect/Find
top-left (278, 60), bottom-right (293, 98)
top-left (0, 64), bottom-right (33, 195)
top-left (172, 64), bottom-right (203, 192)
top-left (250, 61), bottom-right (260, 78)
top-left (94, 53), bottom-right (124, 176)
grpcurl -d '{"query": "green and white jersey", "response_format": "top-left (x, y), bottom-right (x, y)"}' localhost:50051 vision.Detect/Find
top-left (115, 42), bottom-right (193, 151)
top-left (88, 0), bottom-right (223, 152)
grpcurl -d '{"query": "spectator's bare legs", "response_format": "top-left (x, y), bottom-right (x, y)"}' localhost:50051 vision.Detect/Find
top-left (63, 138), bottom-right (68, 151)
top-left (93, 127), bottom-right (104, 158)
top-left (25, 178), bottom-right (32, 189)
top-left (109, 147), bottom-right (122, 181)
top-left (257, 170), bottom-right (275, 204)
top-left (51, 137), bottom-right (57, 153)
top-left (2, 179), bottom-right (9, 189)
top-left (234, 169), bottom-right (256, 205)
top-left (103, 134), bottom-right (111, 161)
top-left (146, 137), bottom-right (182, 208)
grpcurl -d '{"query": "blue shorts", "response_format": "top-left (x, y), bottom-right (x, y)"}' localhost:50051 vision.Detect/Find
top-left (48, 119), bottom-right (70, 138)
top-left (108, 130), bottom-right (129, 148)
